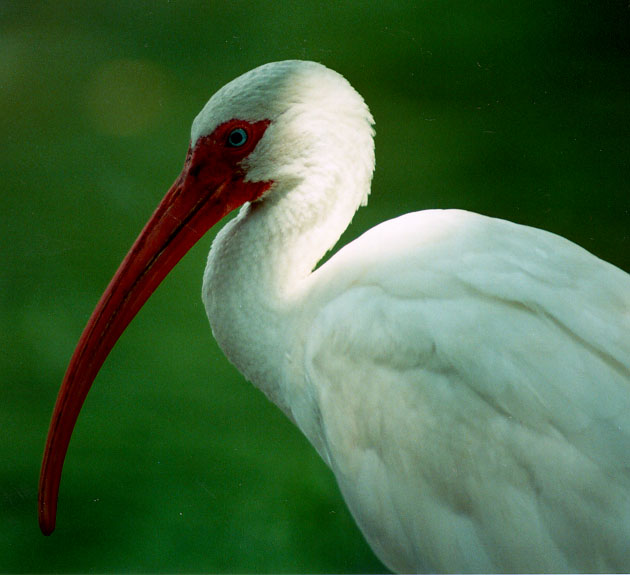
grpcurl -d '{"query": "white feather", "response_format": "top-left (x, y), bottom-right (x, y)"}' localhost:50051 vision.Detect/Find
top-left (199, 61), bottom-right (630, 572)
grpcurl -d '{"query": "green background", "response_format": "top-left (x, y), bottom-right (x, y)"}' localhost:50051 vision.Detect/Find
top-left (2, 1), bottom-right (629, 572)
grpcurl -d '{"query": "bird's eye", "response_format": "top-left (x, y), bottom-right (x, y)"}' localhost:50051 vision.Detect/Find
top-left (226, 128), bottom-right (248, 148)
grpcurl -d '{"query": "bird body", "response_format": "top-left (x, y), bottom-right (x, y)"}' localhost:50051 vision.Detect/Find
top-left (207, 200), bottom-right (630, 571)
top-left (39, 60), bottom-right (630, 572)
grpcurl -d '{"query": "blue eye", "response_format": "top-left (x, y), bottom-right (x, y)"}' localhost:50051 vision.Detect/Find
top-left (226, 128), bottom-right (248, 147)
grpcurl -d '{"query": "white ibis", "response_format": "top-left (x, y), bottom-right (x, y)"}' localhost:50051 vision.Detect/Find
top-left (39, 60), bottom-right (630, 573)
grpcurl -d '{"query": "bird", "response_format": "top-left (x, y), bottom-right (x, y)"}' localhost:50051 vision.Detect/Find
top-left (39, 60), bottom-right (630, 573)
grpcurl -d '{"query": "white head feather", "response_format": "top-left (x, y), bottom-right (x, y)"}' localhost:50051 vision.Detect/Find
top-left (191, 60), bottom-right (375, 209)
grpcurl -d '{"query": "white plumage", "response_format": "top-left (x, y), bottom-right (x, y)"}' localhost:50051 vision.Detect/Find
top-left (200, 62), bottom-right (630, 572)
top-left (40, 61), bottom-right (630, 572)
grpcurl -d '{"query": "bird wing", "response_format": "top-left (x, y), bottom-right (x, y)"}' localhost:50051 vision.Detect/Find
top-left (300, 209), bottom-right (630, 573)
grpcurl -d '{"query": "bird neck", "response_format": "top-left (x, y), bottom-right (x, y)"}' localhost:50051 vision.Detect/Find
top-left (202, 167), bottom-right (370, 418)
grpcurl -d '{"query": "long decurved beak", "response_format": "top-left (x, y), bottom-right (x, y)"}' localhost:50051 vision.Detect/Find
top-left (38, 142), bottom-right (268, 535)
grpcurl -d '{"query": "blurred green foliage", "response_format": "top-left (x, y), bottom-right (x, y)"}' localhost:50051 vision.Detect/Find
top-left (1, 1), bottom-right (628, 572)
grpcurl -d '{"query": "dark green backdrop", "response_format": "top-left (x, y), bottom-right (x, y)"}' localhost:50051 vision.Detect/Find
top-left (2, 1), bottom-right (629, 572)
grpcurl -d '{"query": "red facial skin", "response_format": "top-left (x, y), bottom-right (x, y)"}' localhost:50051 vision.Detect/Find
top-left (38, 119), bottom-right (271, 535)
